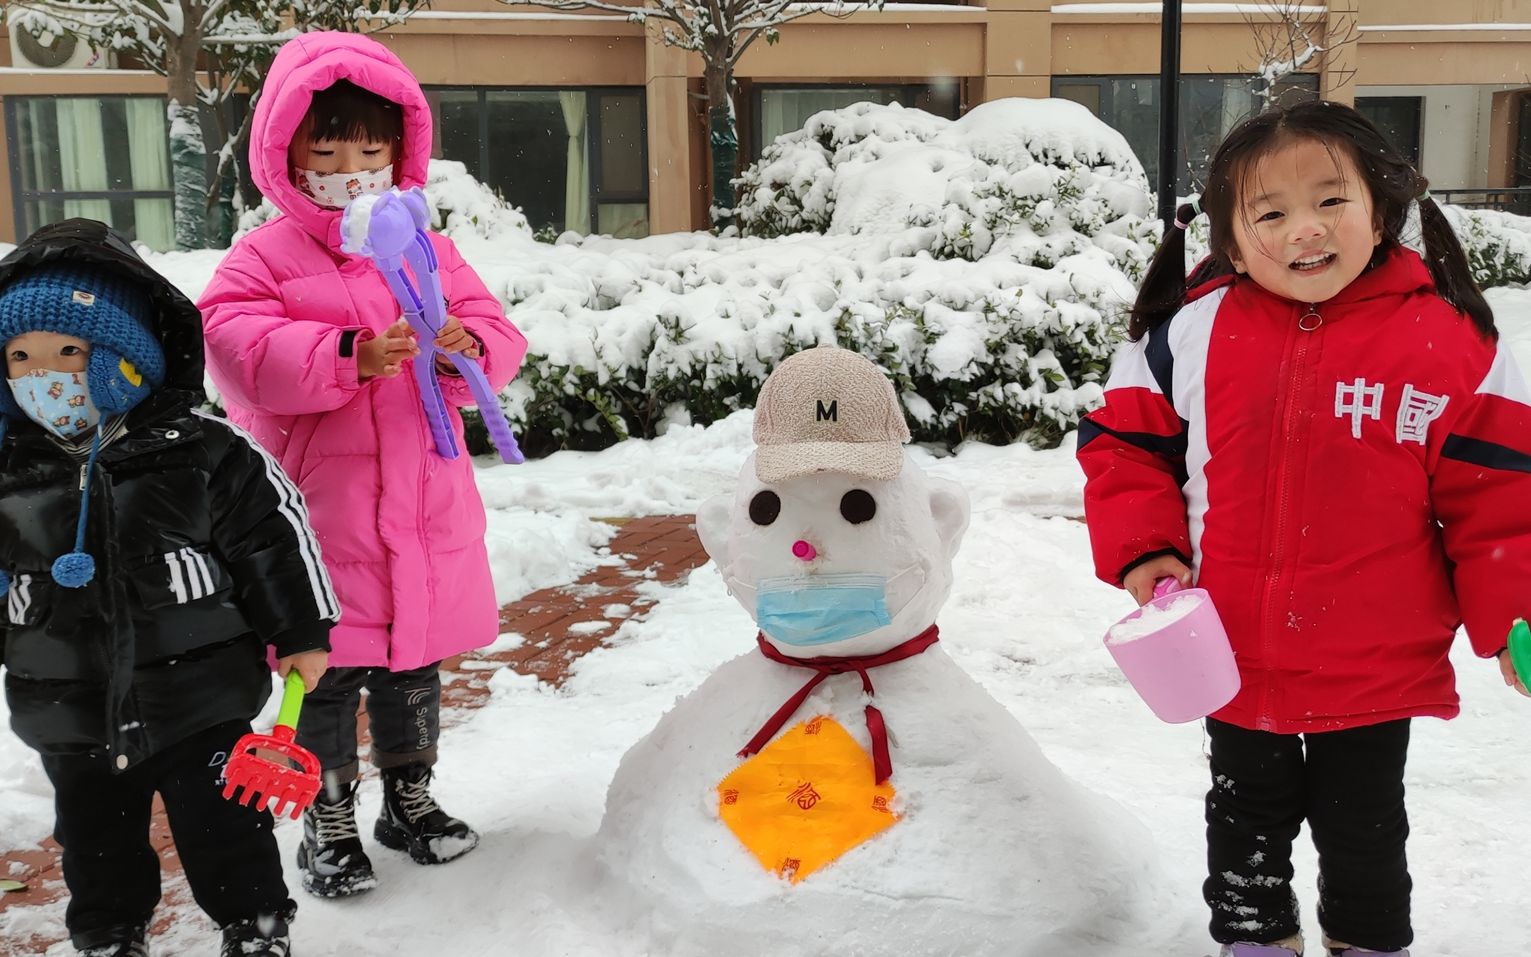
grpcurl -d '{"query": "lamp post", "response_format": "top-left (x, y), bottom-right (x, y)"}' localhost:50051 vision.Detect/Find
top-left (1158, 0), bottom-right (1182, 224)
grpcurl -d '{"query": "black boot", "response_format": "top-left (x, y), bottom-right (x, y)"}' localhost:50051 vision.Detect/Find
top-left (78, 927), bottom-right (148, 957)
top-left (296, 780), bottom-right (377, 898)
top-left (374, 764), bottom-right (479, 865)
top-left (219, 913), bottom-right (290, 957)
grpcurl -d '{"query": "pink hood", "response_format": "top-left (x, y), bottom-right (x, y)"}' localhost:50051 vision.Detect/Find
top-left (250, 32), bottom-right (432, 250)
top-left (199, 32), bottom-right (528, 671)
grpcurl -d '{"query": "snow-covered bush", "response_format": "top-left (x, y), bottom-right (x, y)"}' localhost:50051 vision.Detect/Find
top-left (734, 99), bottom-right (1154, 274)
top-left (478, 100), bottom-right (1156, 455)
top-left (233, 159), bottom-right (531, 242)
top-left (1445, 206), bottom-right (1531, 288)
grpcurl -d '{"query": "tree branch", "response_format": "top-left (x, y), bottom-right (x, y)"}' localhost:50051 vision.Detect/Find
top-left (496, 0), bottom-right (680, 21)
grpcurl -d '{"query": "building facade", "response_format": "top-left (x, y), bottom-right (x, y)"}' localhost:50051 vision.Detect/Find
top-left (3, 0), bottom-right (1530, 248)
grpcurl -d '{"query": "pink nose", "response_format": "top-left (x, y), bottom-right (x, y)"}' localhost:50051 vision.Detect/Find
top-left (791, 540), bottom-right (817, 561)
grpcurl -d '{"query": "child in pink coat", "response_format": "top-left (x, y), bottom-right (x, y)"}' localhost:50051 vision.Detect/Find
top-left (198, 32), bottom-right (528, 897)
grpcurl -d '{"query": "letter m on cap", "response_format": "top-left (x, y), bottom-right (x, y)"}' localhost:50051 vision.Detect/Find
top-left (816, 399), bottom-right (838, 423)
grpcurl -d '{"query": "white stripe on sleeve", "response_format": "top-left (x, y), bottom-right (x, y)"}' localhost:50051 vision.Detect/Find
top-left (165, 552), bottom-right (189, 604)
top-left (194, 411), bottom-right (340, 621)
top-left (1476, 347), bottom-right (1531, 409)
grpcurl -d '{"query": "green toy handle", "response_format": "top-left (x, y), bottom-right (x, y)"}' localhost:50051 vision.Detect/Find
top-left (1508, 618), bottom-right (1531, 691)
top-left (276, 670), bottom-right (306, 731)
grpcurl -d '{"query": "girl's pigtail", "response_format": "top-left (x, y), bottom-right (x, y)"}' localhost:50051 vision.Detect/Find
top-left (1416, 193), bottom-right (1496, 339)
top-left (1127, 201), bottom-right (1199, 341)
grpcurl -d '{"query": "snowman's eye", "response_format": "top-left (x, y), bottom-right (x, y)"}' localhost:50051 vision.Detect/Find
top-left (748, 490), bottom-right (781, 526)
top-left (839, 489), bottom-right (876, 524)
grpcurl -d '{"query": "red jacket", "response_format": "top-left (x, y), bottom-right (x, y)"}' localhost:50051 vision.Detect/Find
top-left (1079, 246), bottom-right (1531, 732)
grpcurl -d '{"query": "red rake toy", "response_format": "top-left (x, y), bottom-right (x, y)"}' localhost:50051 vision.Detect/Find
top-left (222, 672), bottom-right (321, 820)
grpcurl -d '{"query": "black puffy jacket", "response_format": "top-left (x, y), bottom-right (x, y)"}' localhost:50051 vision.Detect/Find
top-left (0, 220), bottom-right (339, 771)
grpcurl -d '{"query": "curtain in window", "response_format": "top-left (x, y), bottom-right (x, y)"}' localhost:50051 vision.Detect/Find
top-left (55, 99), bottom-right (112, 223)
top-left (23, 100), bottom-right (53, 196)
top-left (1220, 80), bottom-right (1250, 138)
top-left (559, 91), bottom-right (590, 233)
top-left (760, 89), bottom-right (900, 149)
top-left (597, 203), bottom-right (648, 238)
top-left (125, 97), bottom-right (174, 251)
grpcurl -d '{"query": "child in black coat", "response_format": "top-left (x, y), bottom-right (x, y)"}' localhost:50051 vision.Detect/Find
top-left (0, 220), bottom-right (339, 957)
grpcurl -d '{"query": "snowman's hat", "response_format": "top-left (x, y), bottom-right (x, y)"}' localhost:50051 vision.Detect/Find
top-left (754, 345), bottom-right (910, 482)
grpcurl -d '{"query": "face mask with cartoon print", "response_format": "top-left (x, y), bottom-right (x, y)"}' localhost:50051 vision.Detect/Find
top-left (8, 368), bottom-right (101, 439)
top-left (295, 165), bottom-right (395, 208)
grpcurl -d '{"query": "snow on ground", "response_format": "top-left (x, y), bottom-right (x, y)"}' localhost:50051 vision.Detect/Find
top-left (1, 251), bottom-right (1530, 957)
top-left (3, 406), bottom-right (1530, 953)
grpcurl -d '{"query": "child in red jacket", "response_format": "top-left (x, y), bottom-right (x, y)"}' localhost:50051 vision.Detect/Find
top-left (1078, 100), bottom-right (1530, 957)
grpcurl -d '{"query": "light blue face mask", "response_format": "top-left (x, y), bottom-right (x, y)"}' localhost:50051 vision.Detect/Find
top-left (8, 368), bottom-right (100, 440)
top-left (746, 567), bottom-right (918, 647)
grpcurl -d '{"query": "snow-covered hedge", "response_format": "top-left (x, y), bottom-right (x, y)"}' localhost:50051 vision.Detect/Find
top-left (477, 100), bottom-right (1156, 455)
top-left (1445, 206), bottom-right (1531, 288)
top-left (734, 100), bottom-right (1155, 276)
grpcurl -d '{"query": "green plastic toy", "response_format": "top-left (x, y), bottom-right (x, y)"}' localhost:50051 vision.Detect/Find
top-left (1508, 618), bottom-right (1531, 691)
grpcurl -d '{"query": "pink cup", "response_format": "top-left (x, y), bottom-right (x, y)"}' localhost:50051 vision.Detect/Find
top-left (1103, 578), bottom-right (1240, 723)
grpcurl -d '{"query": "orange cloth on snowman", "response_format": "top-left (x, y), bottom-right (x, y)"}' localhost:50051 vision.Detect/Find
top-left (718, 715), bottom-right (899, 883)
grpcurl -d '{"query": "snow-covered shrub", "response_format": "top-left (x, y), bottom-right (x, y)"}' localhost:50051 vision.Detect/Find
top-left (735, 100), bottom-right (1152, 269)
top-left (732, 102), bottom-right (952, 237)
top-left (233, 159), bottom-right (531, 242)
top-left (652, 99), bottom-right (1151, 450)
top-left (484, 208), bottom-right (1144, 457)
top-left (1445, 206), bottom-right (1531, 288)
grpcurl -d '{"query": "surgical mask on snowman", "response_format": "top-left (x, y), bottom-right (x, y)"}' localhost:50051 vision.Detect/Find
top-left (295, 164), bottom-right (394, 208)
top-left (731, 564), bottom-right (923, 647)
top-left (8, 369), bottom-right (101, 440)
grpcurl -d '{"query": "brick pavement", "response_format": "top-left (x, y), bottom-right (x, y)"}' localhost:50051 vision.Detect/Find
top-left (0, 515), bottom-right (708, 954)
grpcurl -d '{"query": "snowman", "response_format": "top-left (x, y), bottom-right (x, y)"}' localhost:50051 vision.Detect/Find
top-left (589, 347), bottom-right (1173, 956)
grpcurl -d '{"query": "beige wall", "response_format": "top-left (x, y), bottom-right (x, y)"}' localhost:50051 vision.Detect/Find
top-left (1489, 89), bottom-right (1526, 188)
top-left (3, 0), bottom-right (1530, 241)
top-left (1354, 83), bottom-right (1522, 187)
top-left (644, 30), bottom-right (694, 233)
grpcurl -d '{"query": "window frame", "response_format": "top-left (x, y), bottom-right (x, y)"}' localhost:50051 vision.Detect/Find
top-left (1518, 92), bottom-right (1531, 190)
top-left (1355, 95), bottom-right (1423, 169)
top-left (5, 93), bottom-right (176, 247)
top-left (422, 84), bottom-right (649, 234)
top-left (1051, 73), bottom-right (1320, 191)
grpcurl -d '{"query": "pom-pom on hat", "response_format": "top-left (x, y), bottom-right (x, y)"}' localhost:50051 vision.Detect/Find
top-left (0, 263), bottom-right (166, 589)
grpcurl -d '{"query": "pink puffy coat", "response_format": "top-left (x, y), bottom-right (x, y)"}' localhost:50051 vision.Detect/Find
top-left (198, 33), bottom-right (527, 671)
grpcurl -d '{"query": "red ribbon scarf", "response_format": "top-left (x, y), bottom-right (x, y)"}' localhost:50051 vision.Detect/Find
top-left (738, 625), bottom-right (940, 785)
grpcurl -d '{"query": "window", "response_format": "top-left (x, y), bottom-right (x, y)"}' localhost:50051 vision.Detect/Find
top-left (1518, 93), bottom-right (1531, 190)
top-left (6, 96), bottom-right (175, 251)
top-left (1053, 75), bottom-right (1319, 193)
top-left (426, 87), bottom-right (649, 238)
top-left (753, 84), bottom-right (961, 157)
top-left (1355, 97), bottom-right (1422, 169)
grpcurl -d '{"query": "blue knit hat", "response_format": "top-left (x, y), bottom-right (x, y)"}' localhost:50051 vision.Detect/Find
top-left (0, 263), bottom-right (166, 588)
top-left (0, 263), bottom-right (165, 418)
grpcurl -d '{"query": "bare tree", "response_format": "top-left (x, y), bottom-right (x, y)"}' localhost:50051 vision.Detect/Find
top-left (3, 0), bottom-right (424, 248)
top-left (495, 0), bottom-right (883, 227)
top-left (1243, 0), bottom-right (1358, 109)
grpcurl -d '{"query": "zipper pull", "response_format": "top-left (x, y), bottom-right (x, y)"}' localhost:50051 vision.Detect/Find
top-left (79, 462), bottom-right (89, 491)
top-left (1298, 304), bottom-right (1323, 332)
